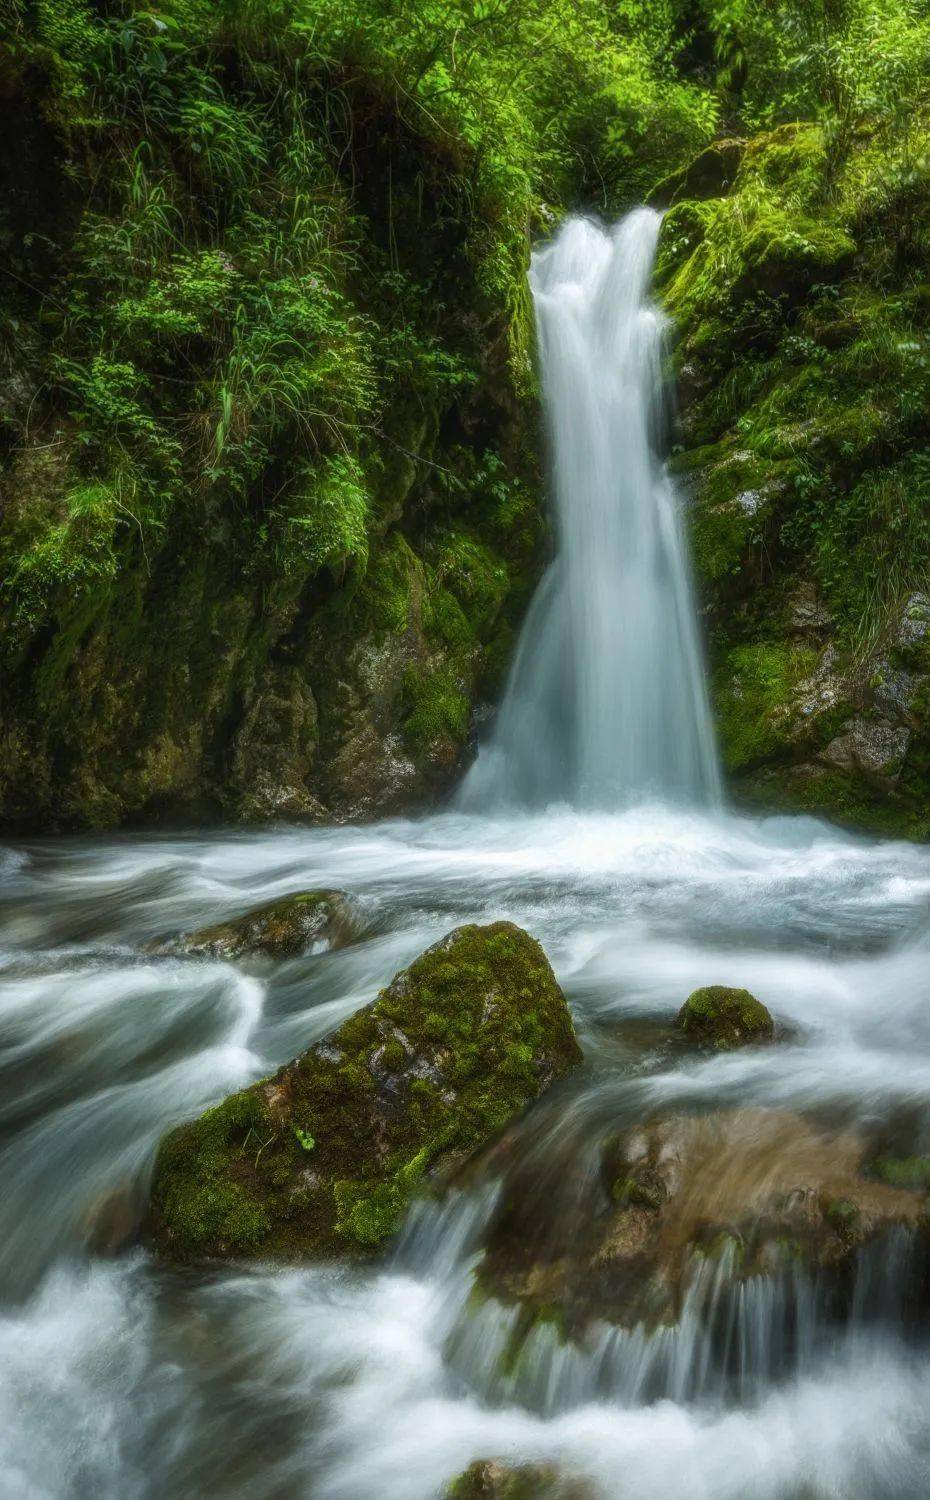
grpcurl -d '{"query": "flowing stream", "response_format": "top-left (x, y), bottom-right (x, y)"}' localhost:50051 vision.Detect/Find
top-left (4, 216), bottom-right (930, 1498)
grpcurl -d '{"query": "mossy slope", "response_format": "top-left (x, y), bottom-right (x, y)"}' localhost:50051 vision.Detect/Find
top-left (150, 921), bottom-right (581, 1262)
top-left (658, 101), bottom-right (930, 835)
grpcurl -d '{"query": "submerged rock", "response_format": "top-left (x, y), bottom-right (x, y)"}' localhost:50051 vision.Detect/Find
top-left (154, 890), bottom-right (361, 959)
top-left (480, 1108), bottom-right (930, 1339)
top-left (150, 922), bottom-right (581, 1262)
top-left (676, 985), bottom-right (774, 1049)
top-left (447, 1461), bottom-right (590, 1498)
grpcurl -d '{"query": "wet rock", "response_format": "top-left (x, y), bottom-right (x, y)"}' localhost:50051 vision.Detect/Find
top-left (150, 922), bottom-right (581, 1262)
top-left (871, 665), bottom-right (917, 723)
top-left (820, 719), bottom-right (911, 785)
top-left (447, 1461), bottom-right (590, 1499)
top-left (480, 1109), bottom-right (930, 1337)
top-left (896, 593), bottom-right (930, 652)
top-left (153, 890), bottom-right (361, 959)
top-left (789, 581), bottom-right (833, 638)
top-left (676, 985), bottom-right (774, 1049)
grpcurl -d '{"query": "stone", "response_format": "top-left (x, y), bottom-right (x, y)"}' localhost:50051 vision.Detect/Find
top-left (478, 1109), bottom-right (930, 1338)
top-left (648, 138), bottom-right (746, 207)
top-left (820, 719), bottom-right (911, 784)
top-left (149, 922), bottom-right (581, 1262)
top-left (676, 985), bottom-right (774, 1049)
top-left (896, 593), bottom-right (930, 651)
top-left (871, 664), bottom-right (917, 722)
top-left (152, 890), bottom-right (361, 960)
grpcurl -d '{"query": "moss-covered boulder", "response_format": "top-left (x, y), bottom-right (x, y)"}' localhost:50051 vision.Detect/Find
top-left (155, 890), bottom-right (361, 960)
top-left (149, 922), bottom-right (581, 1262)
top-left (677, 985), bottom-right (774, 1049)
top-left (447, 1462), bottom-right (589, 1499)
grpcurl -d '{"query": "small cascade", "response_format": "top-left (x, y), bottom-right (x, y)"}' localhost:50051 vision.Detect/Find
top-left (462, 209), bottom-right (720, 810)
top-left (403, 1196), bottom-right (929, 1419)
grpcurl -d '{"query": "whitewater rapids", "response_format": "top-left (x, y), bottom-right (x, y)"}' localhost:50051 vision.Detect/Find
top-left (3, 804), bottom-right (930, 1497)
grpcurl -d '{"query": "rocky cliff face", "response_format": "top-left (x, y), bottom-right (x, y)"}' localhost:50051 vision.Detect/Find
top-left (657, 123), bottom-right (930, 836)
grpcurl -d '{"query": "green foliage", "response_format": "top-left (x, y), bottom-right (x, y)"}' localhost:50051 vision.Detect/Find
top-left (7, 0), bottom-right (930, 832)
top-left (1, 478), bottom-right (126, 646)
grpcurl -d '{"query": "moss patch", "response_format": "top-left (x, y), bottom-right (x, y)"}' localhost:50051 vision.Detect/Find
top-left (447, 1462), bottom-right (588, 1500)
top-left (715, 643), bottom-right (818, 773)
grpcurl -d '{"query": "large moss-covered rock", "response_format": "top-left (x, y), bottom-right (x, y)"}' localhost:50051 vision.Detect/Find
top-left (153, 890), bottom-right (361, 960)
top-left (150, 922), bottom-right (581, 1262)
top-left (676, 985), bottom-right (774, 1049)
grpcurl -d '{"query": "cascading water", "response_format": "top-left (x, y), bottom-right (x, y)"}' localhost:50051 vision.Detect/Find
top-left (462, 208), bottom-right (720, 810)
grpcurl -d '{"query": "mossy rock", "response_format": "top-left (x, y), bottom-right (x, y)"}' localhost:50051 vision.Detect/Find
top-left (447, 1462), bottom-right (590, 1499)
top-left (648, 137), bottom-right (746, 209)
top-left (676, 985), bottom-right (774, 1050)
top-left (149, 921), bottom-right (581, 1262)
top-left (153, 890), bottom-right (361, 960)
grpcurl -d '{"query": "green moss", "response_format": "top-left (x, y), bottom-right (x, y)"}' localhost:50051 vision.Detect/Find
top-left (447, 1462), bottom-right (579, 1500)
top-left (715, 643), bottom-right (817, 773)
top-left (872, 1156), bottom-right (930, 1191)
top-left (356, 532), bottom-right (421, 638)
top-left (823, 1197), bottom-right (860, 1237)
top-left (150, 922), bottom-right (582, 1262)
top-left (401, 665), bottom-right (470, 753)
top-left (677, 985), bottom-right (774, 1050)
top-left (150, 1090), bottom-right (275, 1258)
top-left (611, 1172), bottom-right (665, 1211)
top-left (736, 765), bottom-right (930, 841)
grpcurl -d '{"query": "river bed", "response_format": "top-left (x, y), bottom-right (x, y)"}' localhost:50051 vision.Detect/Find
top-left (3, 803), bottom-right (930, 1498)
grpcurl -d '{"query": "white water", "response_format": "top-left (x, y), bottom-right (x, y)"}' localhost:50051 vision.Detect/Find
top-left (3, 809), bottom-right (930, 1497)
top-left (4, 216), bottom-right (930, 1497)
top-left (463, 211), bottom-right (720, 810)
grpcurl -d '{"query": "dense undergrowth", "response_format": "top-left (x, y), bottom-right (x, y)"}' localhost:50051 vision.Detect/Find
top-left (1, 0), bottom-right (930, 829)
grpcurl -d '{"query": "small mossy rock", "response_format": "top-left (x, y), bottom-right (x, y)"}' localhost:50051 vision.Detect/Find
top-left (149, 922), bottom-right (581, 1262)
top-left (156, 890), bottom-right (361, 959)
top-left (677, 985), bottom-right (774, 1049)
top-left (447, 1461), bottom-right (590, 1499)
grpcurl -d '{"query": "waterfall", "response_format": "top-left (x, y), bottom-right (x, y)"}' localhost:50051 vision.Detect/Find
top-left (461, 208), bottom-right (720, 810)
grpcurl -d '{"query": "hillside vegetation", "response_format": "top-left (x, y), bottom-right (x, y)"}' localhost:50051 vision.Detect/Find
top-left (2, 0), bottom-right (929, 830)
